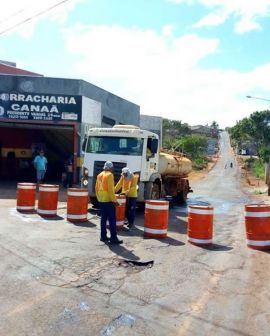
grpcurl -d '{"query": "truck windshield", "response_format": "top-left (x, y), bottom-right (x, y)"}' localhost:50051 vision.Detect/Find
top-left (86, 136), bottom-right (144, 156)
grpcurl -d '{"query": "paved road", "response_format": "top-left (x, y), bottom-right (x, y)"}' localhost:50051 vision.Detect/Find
top-left (1, 131), bottom-right (270, 336)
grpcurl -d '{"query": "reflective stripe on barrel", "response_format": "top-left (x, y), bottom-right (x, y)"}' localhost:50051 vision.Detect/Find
top-left (107, 195), bottom-right (126, 230)
top-left (16, 183), bottom-right (36, 213)
top-left (245, 204), bottom-right (270, 250)
top-left (188, 205), bottom-right (213, 246)
top-left (37, 184), bottom-right (59, 217)
top-left (144, 200), bottom-right (169, 238)
top-left (67, 188), bottom-right (89, 223)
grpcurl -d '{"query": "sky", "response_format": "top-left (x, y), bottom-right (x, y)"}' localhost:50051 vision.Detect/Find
top-left (1, 0), bottom-right (270, 128)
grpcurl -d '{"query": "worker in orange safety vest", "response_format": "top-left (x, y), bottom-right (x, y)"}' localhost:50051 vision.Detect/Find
top-left (95, 161), bottom-right (123, 244)
top-left (115, 167), bottom-right (139, 229)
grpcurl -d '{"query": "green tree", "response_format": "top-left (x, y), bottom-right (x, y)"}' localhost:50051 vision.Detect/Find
top-left (229, 110), bottom-right (270, 162)
top-left (162, 118), bottom-right (190, 150)
top-left (174, 134), bottom-right (208, 159)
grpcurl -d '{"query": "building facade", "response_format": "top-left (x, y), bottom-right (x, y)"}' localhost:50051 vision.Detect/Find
top-left (0, 72), bottom-right (140, 183)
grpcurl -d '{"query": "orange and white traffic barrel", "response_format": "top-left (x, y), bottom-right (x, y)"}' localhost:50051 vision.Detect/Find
top-left (67, 188), bottom-right (89, 223)
top-left (188, 205), bottom-right (213, 246)
top-left (107, 195), bottom-right (126, 230)
top-left (16, 182), bottom-right (36, 212)
top-left (144, 200), bottom-right (169, 238)
top-left (116, 195), bottom-right (126, 230)
top-left (245, 204), bottom-right (270, 250)
top-left (37, 184), bottom-right (59, 217)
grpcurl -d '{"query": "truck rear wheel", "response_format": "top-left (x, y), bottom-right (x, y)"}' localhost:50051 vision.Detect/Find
top-left (176, 191), bottom-right (187, 204)
top-left (151, 183), bottom-right (160, 200)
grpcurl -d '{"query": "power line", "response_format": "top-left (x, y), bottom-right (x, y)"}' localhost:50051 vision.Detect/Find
top-left (0, 8), bottom-right (27, 25)
top-left (0, 0), bottom-right (69, 36)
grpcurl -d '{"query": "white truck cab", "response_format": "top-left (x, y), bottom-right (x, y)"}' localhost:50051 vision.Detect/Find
top-left (81, 125), bottom-right (160, 203)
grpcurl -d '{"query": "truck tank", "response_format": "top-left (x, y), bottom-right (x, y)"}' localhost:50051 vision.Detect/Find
top-left (158, 151), bottom-right (192, 176)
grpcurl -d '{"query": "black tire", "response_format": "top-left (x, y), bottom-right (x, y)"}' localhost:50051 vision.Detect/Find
top-left (151, 183), bottom-right (160, 200)
top-left (90, 197), bottom-right (100, 209)
top-left (175, 191), bottom-right (187, 204)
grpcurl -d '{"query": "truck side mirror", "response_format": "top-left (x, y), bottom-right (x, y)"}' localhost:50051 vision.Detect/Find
top-left (150, 139), bottom-right (158, 154)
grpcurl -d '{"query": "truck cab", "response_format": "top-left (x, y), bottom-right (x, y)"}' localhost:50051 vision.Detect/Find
top-left (81, 125), bottom-right (160, 203)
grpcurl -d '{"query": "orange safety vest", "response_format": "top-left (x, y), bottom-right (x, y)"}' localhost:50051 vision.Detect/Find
top-left (95, 171), bottom-right (117, 202)
top-left (115, 174), bottom-right (139, 197)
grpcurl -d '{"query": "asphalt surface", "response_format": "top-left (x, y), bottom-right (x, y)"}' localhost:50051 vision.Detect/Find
top-left (1, 131), bottom-right (270, 336)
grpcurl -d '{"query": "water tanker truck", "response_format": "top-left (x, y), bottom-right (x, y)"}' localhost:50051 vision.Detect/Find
top-left (81, 125), bottom-right (192, 204)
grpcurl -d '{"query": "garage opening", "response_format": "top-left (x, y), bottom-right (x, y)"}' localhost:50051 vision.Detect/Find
top-left (0, 122), bottom-right (74, 183)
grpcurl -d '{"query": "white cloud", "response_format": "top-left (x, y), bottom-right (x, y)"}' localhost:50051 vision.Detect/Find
top-left (162, 24), bottom-right (174, 37)
top-left (168, 0), bottom-right (270, 33)
top-left (234, 18), bottom-right (262, 34)
top-left (193, 12), bottom-right (228, 28)
top-left (0, 0), bottom-right (82, 38)
top-left (64, 24), bottom-right (270, 128)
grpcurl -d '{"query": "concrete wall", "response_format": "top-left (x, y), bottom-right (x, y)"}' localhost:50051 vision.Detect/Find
top-left (80, 80), bottom-right (140, 127)
top-left (140, 114), bottom-right (163, 141)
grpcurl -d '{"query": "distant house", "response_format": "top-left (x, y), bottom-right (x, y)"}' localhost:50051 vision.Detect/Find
top-left (238, 142), bottom-right (257, 156)
top-left (207, 138), bottom-right (219, 155)
top-left (189, 125), bottom-right (218, 138)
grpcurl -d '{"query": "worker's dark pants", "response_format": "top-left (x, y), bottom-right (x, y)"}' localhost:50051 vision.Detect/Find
top-left (64, 172), bottom-right (73, 188)
top-left (126, 197), bottom-right (137, 225)
top-left (100, 202), bottom-right (117, 240)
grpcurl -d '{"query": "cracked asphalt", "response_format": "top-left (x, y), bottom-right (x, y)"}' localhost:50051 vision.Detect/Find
top-left (1, 131), bottom-right (270, 336)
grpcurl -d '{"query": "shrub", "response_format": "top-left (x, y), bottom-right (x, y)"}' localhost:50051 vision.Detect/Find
top-left (245, 157), bottom-right (264, 178)
top-left (193, 156), bottom-right (208, 170)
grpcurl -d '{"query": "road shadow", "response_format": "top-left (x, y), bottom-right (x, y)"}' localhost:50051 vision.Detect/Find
top-left (0, 181), bottom-right (17, 200)
top-left (147, 236), bottom-right (185, 246)
top-left (70, 220), bottom-right (96, 228)
top-left (107, 244), bottom-right (140, 261)
top-left (117, 225), bottom-right (143, 238)
top-left (117, 220), bottom-right (185, 246)
top-left (253, 249), bottom-right (270, 254)
top-left (38, 215), bottom-right (64, 221)
top-left (88, 207), bottom-right (100, 216)
top-left (17, 209), bottom-right (37, 215)
top-left (188, 242), bottom-right (233, 251)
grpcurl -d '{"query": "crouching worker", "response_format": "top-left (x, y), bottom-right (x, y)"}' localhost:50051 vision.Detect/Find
top-left (95, 161), bottom-right (123, 244)
top-left (115, 167), bottom-right (139, 229)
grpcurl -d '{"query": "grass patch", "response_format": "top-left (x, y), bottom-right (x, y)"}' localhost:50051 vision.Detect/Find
top-left (193, 156), bottom-right (208, 170)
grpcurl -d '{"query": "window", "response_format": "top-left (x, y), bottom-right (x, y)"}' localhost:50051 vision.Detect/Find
top-left (102, 116), bottom-right (115, 126)
top-left (86, 136), bottom-right (144, 156)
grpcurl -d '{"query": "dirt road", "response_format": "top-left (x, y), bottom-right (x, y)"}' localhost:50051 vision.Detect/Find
top-left (1, 131), bottom-right (270, 336)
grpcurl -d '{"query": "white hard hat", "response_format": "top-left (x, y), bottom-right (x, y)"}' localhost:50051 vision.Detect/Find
top-left (122, 167), bottom-right (131, 175)
top-left (104, 161), bottom-right (113, 170)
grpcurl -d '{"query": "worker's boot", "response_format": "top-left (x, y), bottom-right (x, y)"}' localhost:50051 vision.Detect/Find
top-left (100, 236), bottom-right (109, 243)
top-left (110, 238), bottom-right (123, 244)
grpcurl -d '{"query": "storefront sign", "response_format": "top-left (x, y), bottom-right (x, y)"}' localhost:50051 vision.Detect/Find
top-left (0, 93), bottom-right (82, 122)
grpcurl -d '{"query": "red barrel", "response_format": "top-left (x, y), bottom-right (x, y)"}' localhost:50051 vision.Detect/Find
top-left (188, 205), bottom-right (213, 246)
top-left (37, 184), bottom-right (59, 217)
top-left (245, 204), bottom-right (270, 250)
top-left (16, 183), bottom-right (36, 212)
top-left (67, 188), bottom-right (89, 223)
top-left (144, 200), bottom-right (169, 238)
top-left (106, 195), bottom-right (126, 230)
top-left (116, 195), bottom-right (126, 230)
